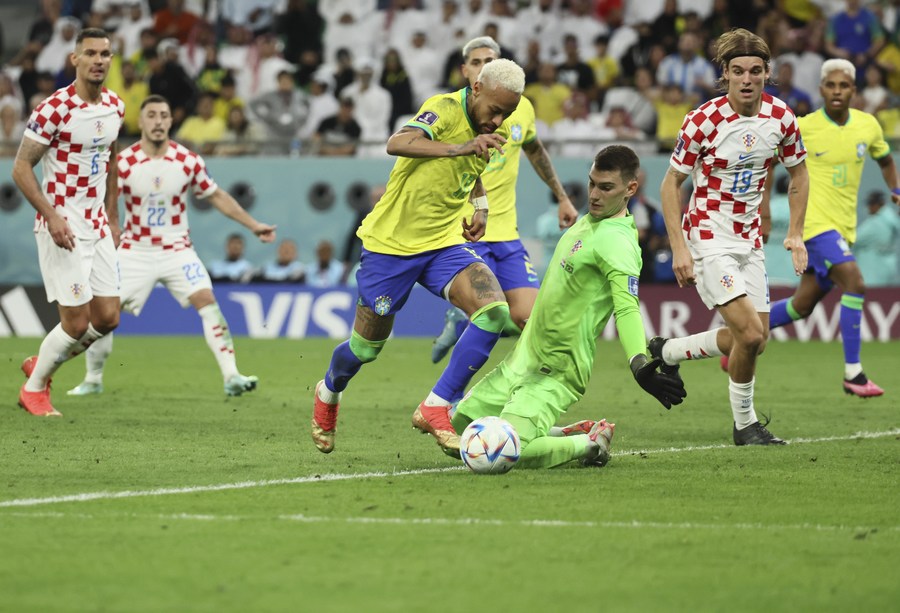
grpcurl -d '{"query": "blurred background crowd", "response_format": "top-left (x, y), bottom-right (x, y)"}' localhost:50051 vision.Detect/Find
top-left (1, 0), bottom-right (899, 159)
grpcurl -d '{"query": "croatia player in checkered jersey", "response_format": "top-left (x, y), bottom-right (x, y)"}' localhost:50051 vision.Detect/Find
top-left (652, 29), bottom-right (811, 446)
top-left (13, 29), bottom-right (124, 417)
top-left (67, 95), bottom-right (277, 397)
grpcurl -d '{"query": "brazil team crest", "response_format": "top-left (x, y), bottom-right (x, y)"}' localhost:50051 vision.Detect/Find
top-left (510, 124), bottom-right (522, 142)
top-left (856, 142), bottom-right (866, 158)
top-left (373, 295), bottom-right (393, 316)
top-left (741, 133), bottom-right (757, 152)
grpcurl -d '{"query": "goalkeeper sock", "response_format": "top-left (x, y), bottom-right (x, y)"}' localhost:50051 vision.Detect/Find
top-left (729, 377), bottom-right (757, 430)
top-left (662, 329), bottom-right (723, 364)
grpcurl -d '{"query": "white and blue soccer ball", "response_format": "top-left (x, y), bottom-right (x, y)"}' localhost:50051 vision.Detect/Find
top-left (459, 416), bottom-right (521, 474)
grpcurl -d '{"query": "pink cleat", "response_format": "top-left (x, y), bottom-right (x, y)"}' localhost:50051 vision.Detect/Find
top-left (719, 355), bottom-right (729, 373)
top-left (18, 385), bottom-right (61, 417)
top-left (843, 375), bottom-right (884, 398)
top-left (560, 420), bottom-right (596, 436)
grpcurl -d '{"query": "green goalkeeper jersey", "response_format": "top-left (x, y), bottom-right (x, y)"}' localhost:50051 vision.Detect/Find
top-left (504, 212), bottom-right (646, 396)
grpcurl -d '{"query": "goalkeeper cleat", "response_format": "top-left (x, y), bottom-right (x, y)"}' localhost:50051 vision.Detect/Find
top-left (719, 355), bottom-right (729, 373)
top-left (431, 308), bottom-right (467, 364)
top-left (224, 374), bottom-right (258, 396)
top-left (412, 402), bottom-right (460, 456)
top-left (67, 381), bottom-right (103, 396)
top-left (648, 336), bottom-right (680, 376)
top-left (842, 374), bottom-right (884, 398)
top-left (560, 420), bottom-right (596, 436)
top-left (18, 384), bottom-right (61, 417)
top-left (733, 419), bottom-right (786, 446)
top-left (311, 380), bottom-right (339, 453)
top-left (582, 419), bottom-right (615, 467)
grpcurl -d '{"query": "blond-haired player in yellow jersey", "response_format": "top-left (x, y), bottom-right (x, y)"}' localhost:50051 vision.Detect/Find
top-left (430, 36), bottom-right (578, 367)
top-left (767, 59), bottom-right (900, 397)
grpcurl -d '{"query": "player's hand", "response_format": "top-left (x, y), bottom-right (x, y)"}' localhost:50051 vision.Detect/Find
top-left (891, 191), bottom-right (900, 207)
top-left (630, 355), bottom-right (687, 410)
top-left (110, 223), bottom-right (122, 248)
top-left (47, 213), bottom-right (76, 251)
top-left (464, 134), bottom-right (506, 161)
top-left (557, 195), bottom-right (578, 229)
top-left (783, 233), bottom-right (807, 276)
top-left (254, 223), bottom-right (277, 243)
top-left (671, 248), bottom-right (696, 288)
top-left (760, 217), bottom-right (771, 244)
top-left (462, 209), bottom-right (487, 241)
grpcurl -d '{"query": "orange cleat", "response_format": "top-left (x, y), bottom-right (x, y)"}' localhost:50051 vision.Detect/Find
top-left (311, 380), bottom-right (339, 453)
top-left (18, 385), bottom-right (61, 417)
top-left (412, 402), bottom-right (460, 455)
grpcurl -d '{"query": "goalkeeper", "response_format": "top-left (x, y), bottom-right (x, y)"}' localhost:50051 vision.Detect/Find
top-left (453, 146), bottom-right (687, 468)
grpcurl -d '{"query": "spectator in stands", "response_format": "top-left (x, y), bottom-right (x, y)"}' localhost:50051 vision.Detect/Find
top-left (774, 28), bottom-right (825, 108)
top-left (515, 0), bottom-right (563, 62)
top-left (0, 75), bottom-right (21, 119)
top-left (35, 16), bottom-right (79, 76)
top-left (385, 0), bottom-right (430, 55)
top-left (0, 101), bottom-right (25, 157)
top-left (118, 61), bottom-right (150, 137)
top-left (34, 70), bottom-right (56, 101)
top-left (249, 68), bottom-right (309, 145)
top-left (129, 28), bottom-right (160, 80)
top-left (306, 240), bottom-right (344, 287)
top-left (401, 30), bottom-right (442, 106)
top-left (29, 0), bottom-right (62, 47)
top-left (340, 183), bottom-right (382, 284)
top-left (212, 74), bottom-right (244, 123)
top-left (380, 48), bottom-right (414, 132)
top-left (825, 0), bottom-right (885, 81)
top-left (587, 34), bottom-right (618, 107)
top-left (556, 34), bottom-right (595, 96)
top-left (147, 48), bottom-right (196, 129)
top-left (218, 24), bottom-right (253, 81)
top-left (619, 21), bottom-right (655, 77)
top-left (854, 190), bottom-right (900, 287)
top-left (524, 62), bottom-right (571, 126)
top-left (220, 0), bottom-right (282, 36)
top-left (481, 22), bottom-right (518, 64)
top-left (602, 66), bottom-right (657, 136)
top-left (298, 68), bottom-right (340, 143)
top-left (236, 32), bottom-right (296, 101)
top-left (860, 64), bottom-right (890, 114)
top-left (276, 0), bottom-right (325, 66)
top-left (209, 233), bottom-right (258, 283)
top-left (764, 62), bottom-right (813, 116)
top-left (550, 92), bottom-right (595, 158)
top-left (650, 0), bottom-right (680, 54)
top-left (179, 21), bottom-right (217, 79)
top-left (216, 106), bottom-right (267, 156)
top-left (559, 0), bottom-right (608, 60)
top-left (112, 1), bottom-right (153, 60)
top-left (153, 0), bottom-right (202, 45)
top-left (652, 83), bottom-right (693, 153)
top-left (340, 59), bottom-right (392, 157)
top-left (311, 97), bottom-right (361, 156)
top-left (177, 91), bottom-right (226, 154)
top-left (294, 49), bottom-right (323, 89)
top-left (321, 4), bottom-right (380, 67)
top-left (656, 31), bottom-right (718, 103)
top-left (521, 38), bottom-right (542, 84)
top-left (432, 0), bottom-right (467, 61)
top-left (259, 239), bottom-right (307, 283)
top-left (195, 44), bottom-right (229, 95)
top-left (332, 48), bottom-right (356, 98)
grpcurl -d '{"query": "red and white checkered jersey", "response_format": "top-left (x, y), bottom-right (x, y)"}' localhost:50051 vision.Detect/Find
top-left (118, 140), bottom-right (217, 251)
top-left (25, 84), bottom-right (124, 239)
top-left (670, 93), bottom-right (806, 253)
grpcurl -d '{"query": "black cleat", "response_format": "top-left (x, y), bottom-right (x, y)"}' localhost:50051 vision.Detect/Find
top-left (733, 420), bottom-right (787, 446)
top-left (648, 336), bottom-right (680, 376)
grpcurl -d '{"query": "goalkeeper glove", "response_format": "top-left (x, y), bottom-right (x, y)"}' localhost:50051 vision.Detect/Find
top-left (630, 354), bottom-right (687, 410)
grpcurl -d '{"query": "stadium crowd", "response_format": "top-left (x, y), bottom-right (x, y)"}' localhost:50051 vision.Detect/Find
top-left (1, 0), bottom-right (900, 159)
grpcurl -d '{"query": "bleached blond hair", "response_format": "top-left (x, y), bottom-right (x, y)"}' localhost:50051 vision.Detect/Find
top-left (477, 58), bottom-right (525, 94)
top-left (820, 58), bottom-right (856, 83)
top-left (462, 36), bottom-right (500, 61)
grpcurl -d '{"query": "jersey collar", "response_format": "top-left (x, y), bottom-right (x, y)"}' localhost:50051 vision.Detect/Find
top-left (461, 87), bottom-right (476, 132)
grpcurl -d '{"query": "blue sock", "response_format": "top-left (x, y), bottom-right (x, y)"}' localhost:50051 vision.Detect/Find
top-left (840, 293), bottom-right (864, 364)
top-left (454, 318), bottom-right (468, 339)
top-left (432, 324), bottom-right (500, 401)
top-left (769, 298), bottom-right (802, 329)
top-left (325, 340), bottom-right (363, 393)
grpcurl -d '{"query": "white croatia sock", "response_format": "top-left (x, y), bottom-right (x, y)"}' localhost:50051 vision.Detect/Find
top-left (83, 332), bottom-right (114, 384)
top-left (26, 323), bottom-right (103, 391)
top-left (198, 303), bottom-right (239, 381)
top-left (729, 377), bottom-right (758, 430)
top-left (662, 329), bottom-right (723, 365)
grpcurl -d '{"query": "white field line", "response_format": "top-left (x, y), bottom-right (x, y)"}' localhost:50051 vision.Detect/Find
top-left (1, 510), bottom-right (897, 533)
top-left (0, 428), bottom-right (896, 510)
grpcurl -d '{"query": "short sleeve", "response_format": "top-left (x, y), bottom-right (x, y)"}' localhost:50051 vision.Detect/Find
top-left (669, 109), bottom-right (705, 175)
top-left (867, 116), bottom-right (891, 160)
top-left (24, 96), bottom-right (65, 145)
top-left (778, 108), bottom-right (807, 168)
top-left (190, 152), bottom-right (218, 198)
top-left (405, 94), bottom-right (458, 141)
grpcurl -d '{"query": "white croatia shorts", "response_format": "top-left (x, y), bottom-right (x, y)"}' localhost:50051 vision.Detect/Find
top-left (690, 246), bottom-right (770, 313)
top-left (36, 230), bottom-right (119, 307)
top-left (119, 246), bottom-right (213, 316)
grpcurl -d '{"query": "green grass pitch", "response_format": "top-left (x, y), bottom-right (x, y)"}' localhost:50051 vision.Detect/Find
top-left (1, 336), bottom-right (898, 612)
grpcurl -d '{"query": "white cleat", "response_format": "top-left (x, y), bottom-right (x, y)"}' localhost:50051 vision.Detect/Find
top-left (66, 381), bottom-right (104, 396)
top-left (225, 374), bottom-right (258, 396)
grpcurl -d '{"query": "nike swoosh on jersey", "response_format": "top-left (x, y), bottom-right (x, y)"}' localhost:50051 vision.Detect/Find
top-left (815, 151), bottom-right (828, 156)
top-left (738, 153), bottom-right (752, 160)
top-left (92, 137), bottom-right (104, 144)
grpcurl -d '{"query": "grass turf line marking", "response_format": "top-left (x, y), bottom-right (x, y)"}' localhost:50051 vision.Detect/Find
top-left (2, 510), bottom-right (897, 533)
top-left (1, 428), bottom-right (896, 509)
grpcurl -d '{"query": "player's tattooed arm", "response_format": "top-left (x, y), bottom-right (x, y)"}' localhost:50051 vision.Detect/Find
top-left (12, 137), bottom-right (76, 250)
top-left (523, 138), bottom-right (577, 228)
top-left (353, 304), bottom-right (395, 341)
top-left (106, 139), bottom-right (121, 246)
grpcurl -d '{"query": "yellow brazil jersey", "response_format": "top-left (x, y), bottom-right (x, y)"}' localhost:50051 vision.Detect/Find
top-left (477, 95), bottom-right (537, 242)
top-left (799, 108), bottom-right (891, 243)
top-left (357, 88), bottom-right (508, 255)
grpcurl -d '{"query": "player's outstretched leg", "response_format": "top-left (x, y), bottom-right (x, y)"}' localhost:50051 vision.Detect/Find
top-left (312, 380), bottom-right (340, 454)
top-left (431, 307), bottom-right (468, 364)
top-left (18, 356), bottom-right (60, 417)
top-left (196, 303), bottom-right (258, 396)
top-left (838, 293), bottom-right (883, 398)
top-left (67, 332), bottom-right (113, 395)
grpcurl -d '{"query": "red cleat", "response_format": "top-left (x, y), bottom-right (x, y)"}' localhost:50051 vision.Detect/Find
top-left (311, 380), bottom-right (339, 453)
top-left (719, 355), bottom-right (729, 373)
top-left (560, 420), bottom-right (596, 436)
top-left (21, 355), bottom-right (50, 384)
top-left (18, 385), bottom-right (61, 417)
top-left (843, 376), bottom-right (884, 398)
top-left (412, 402), bottom-right (460, 455)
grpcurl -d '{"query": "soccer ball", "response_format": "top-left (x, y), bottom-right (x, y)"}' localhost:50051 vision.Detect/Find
top-left (459, 416), bottom-right (521, 474)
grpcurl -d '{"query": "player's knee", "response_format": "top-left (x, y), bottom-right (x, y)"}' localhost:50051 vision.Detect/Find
top-left (348, 332), bottom-right (386, 364)
top-left (470, 301), bottom-right (510, 334)
top-left (94, 311), bottom-right (119, 335)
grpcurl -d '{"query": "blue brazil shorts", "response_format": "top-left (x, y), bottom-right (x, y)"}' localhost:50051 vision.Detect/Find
top-left (469, 239), bottom-right (540, 291)
top-left (805, 230), bottom-right (856, 291)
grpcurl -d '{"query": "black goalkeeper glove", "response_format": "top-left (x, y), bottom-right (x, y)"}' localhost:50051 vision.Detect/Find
top-left (630, 354), bottom-right (688, 410)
